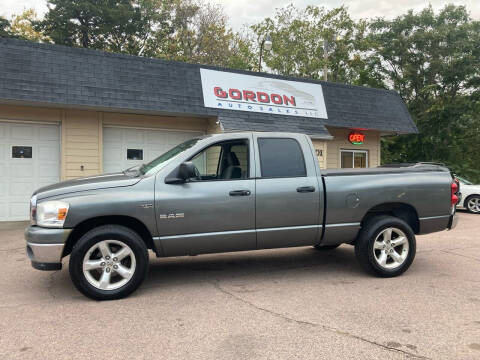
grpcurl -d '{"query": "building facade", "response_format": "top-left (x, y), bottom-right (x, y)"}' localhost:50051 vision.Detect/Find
top-left (0, 38), bottom-right (417, 221)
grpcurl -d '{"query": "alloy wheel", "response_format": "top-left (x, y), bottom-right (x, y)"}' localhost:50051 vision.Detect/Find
top-left (372, 227), bottom-right (409, 270)
top-left (82, 240), bottom-right (136, 291)
top-left (467, 197), bottom-right (480, 213)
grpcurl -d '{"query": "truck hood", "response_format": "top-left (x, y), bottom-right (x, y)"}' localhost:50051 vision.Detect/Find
top-left (33, 173), bottom-right (142, 200)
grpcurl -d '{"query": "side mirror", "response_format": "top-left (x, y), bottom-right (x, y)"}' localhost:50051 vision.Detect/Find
top-left (165, 162), bottom-right (197, 184)
top-left (178, 162), bottom-right (197, 180)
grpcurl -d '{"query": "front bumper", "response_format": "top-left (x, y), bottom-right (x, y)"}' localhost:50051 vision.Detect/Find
top-left (25, 226), bottom-right (72, 271)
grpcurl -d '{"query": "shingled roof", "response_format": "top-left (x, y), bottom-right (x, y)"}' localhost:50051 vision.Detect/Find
top-left (0, 38), bottom-right (417, 137)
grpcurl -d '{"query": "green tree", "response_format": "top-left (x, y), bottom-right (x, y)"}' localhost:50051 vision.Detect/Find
top-left (0, 16), bottom-right (11, 37)
top-left (367, 5), bottom-right (480, 181)
top-left (251, 5), bottom-right (368, 83)
top-left (38, 0), bottom-right (151, 54)
top-left (36, 0), bottom-right (254, 68)
top-left (156, 1), bottom-right (255, 70)
top-left (10, 9), bottom-right (50, 42)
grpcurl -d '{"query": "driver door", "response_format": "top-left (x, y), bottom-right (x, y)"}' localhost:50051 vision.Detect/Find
top-left (155, 135), bottom-right (256, 256)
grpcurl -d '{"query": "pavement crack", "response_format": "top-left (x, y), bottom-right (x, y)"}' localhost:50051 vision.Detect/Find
top-left (211, 280), bottom-right (430, 360)
top-left (440, 249), bottom-right (480, 263)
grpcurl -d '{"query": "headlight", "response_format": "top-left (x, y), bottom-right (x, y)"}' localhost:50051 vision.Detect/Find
top-left (36, 201), bottom-right (69, 228)
top-left (30, 195), bottom-right (37, 225)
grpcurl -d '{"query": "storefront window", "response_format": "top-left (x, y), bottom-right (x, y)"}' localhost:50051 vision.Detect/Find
top-left (341, 150), bottom-right (368, 168)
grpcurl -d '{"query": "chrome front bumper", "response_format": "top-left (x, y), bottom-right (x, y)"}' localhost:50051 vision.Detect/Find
top-left (25, 226), bottom-right (72, 271)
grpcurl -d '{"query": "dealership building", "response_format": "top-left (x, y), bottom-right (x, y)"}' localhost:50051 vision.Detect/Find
top-left (0, 38), bottom-right (417, 221)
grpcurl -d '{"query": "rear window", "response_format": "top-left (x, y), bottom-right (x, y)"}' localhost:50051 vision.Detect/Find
top-left (258, 138), bottom-right (306, 178)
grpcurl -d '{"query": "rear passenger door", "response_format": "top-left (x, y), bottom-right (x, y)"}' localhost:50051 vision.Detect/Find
top-left (254, 134), bottom-right (323, 249)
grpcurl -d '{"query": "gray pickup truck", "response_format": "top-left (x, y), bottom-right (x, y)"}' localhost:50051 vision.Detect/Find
top-left (25, 132), bottom-right (458, 300)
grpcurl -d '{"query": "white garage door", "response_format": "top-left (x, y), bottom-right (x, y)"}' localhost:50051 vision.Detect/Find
top-left (0, 122), bottom-right (60, 221)
top-left (103, 127), bottom-right (204, 174)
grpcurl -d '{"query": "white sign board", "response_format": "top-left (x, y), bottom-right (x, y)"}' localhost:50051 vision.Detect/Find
top-left (200, 68), bottom-right (328, 119)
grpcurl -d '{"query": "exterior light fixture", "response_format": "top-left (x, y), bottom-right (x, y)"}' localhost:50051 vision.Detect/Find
top-left (258, 34), bottom-right (273, 72)
top-left (264, 35), bottom-right (273, 51)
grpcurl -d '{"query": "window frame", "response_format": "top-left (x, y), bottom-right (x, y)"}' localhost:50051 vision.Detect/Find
top-left (11, 145), bottom-right (33, 159)
top-left (257, 137), bottom-right (308, 179)
top-left (340, 149), bottom-right (369, 169)
top-left (187, 138), bottom-right (251, 182)
top-left (126, 148), bottom-right (144, 161)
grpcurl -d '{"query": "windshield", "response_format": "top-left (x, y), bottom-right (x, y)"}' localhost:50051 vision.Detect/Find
top-left (138, 138), bottom-right (200, 175)
top-left (456, 175), bottom-right (473, 185)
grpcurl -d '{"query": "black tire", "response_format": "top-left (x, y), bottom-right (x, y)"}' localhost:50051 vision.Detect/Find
top-left (465, 195), bottom-right (480, 214)
top-left (313, 244), bottom-right (340, 251)
top-left (355, 215), bottom-right (416, 277)
top-left (69, 225), bottom-right (149, 300)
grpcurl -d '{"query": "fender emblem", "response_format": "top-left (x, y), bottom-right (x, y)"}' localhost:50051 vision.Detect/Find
top-left (160, 213), bottom-right (185, 219)
top-left (140, 204), bottom-right (153, 209)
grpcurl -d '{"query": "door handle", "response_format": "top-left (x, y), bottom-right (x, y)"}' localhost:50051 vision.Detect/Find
top-left (297, 186), bottom-right (315, 193)
top-left (229, 190), bottom-right (251, 196)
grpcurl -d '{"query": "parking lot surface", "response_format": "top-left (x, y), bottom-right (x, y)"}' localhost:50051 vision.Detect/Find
top-left (0, 212), bottom-right (479, 359)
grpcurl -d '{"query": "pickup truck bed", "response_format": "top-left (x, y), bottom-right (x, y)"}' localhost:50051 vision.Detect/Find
top-left (321, 166), bottom-right (454, 247)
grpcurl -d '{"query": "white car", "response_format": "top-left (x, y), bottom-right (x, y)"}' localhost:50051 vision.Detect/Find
top-left (456, 176), bottom-right (480, 214)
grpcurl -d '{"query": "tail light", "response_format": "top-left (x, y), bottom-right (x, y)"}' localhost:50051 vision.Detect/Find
top-left (451, 180), bottom-right (459, 207)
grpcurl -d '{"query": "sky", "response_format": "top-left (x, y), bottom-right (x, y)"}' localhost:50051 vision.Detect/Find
top-left (1, 0), bottom-right (479, 29)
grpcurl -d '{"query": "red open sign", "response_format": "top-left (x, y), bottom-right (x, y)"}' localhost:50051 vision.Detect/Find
top-left (348, 132), bottom-right (365, 145)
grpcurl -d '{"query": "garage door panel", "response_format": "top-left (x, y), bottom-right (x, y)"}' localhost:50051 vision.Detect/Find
top-left (38, 125), bottom-right (60, 140)
top-left (148, 145), bottom-right (170, 161)
top-left (38, 180), bottom-right (58, 188)
top-left (0, 202), bottom-right (7, 220)
top-left (103, 128), bottom-right (123, 143)
top-left (0, 122), bottom-right (60, 221)
top-left (166, 133), bottom-right (185, 146)
top-left (0, 143), bottom-right (7, 161)
top-left (125, 129), bottom-right (146, 143)
top-left (10, 162), bottom-right (34, 178)
top-left (104, 146), bottom-right (123, 161)
top-left (147, 132), bottom-right (168, 144)
top-left (38, 144), bottom-right (60, 161)
top-left (10, 124), bottom-right (34, 140)
top-left (9, 202), bottom-right (30, 219)
top-left (0, 182), bottom-right (6, 196)
top-left (38, 166), bottom-right (59, 178)
top-left (104, 127), bottom-right (204, 174)
top-left (10, 182), bottom-right (35, 196)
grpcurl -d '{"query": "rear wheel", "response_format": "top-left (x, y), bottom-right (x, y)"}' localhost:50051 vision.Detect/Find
top-left (69, 225), bottom-right (149, 300)
top-left (355, 216), bottom-right (416, 277)
top-left (466, 195), bottom-right (480, 214)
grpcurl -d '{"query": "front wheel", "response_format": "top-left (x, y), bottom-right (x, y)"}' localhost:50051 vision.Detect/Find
top-left (69, 225), bottom-right (149, 300)
top-left (355, 216), bottom-right (416, 277)
top-left (466, 195), bottom-right (480, 214)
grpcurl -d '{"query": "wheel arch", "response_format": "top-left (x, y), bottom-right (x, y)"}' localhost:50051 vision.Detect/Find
top-left (361, 202), bottom-right (420, 234)
top-left (62, 216), bottom-right (155, 257)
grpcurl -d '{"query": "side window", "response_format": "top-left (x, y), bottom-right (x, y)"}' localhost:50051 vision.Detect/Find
top-left (191, 144), bottom-right (222, 177)
top-left (190, 140), bottom-right (249, 180)
top-left (341, 150), bottom-right (368, 168)
top-left (258, 138), bottom-right (306, 178)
